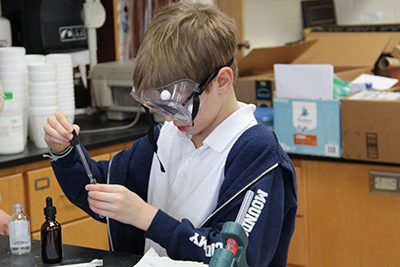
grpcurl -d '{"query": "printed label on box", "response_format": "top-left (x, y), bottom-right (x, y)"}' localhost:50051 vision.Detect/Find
top-left (325, 144), bottom-right (340, 157)
top-left (292, 101), bottom-right (317, 132)
top-left (294, 134), bottom-right (317, 146)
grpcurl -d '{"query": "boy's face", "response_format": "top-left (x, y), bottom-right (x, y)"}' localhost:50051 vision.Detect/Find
top-left (167, 80), bottom-right (224, 138)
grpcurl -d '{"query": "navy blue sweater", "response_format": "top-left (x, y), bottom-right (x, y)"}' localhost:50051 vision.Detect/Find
top-left (51, 124), bottom-right (297, 267)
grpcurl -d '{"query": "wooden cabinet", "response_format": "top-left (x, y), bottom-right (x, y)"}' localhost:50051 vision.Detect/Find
top-left (0, 141), bottom-right (132, 250)
top-left (5, 138), bottom-right (400, 266)
top-left (303, 160), bottom-right (400, 267)
top-left (32, 217), bottom-right (108, 250)
top-left (0, 174), bottom-right (25, 214)
top-left (26, 167), bottom-right (87, 232)
top-left (287, 161), bottom-right (309, 267)
top-left (287, 217), bottom-right (308, 267)
top-left (28, 153), bottom-right (111, 250)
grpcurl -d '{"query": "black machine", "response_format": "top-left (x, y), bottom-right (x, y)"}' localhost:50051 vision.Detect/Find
top-left (1, 0), bottom-right (87, 53)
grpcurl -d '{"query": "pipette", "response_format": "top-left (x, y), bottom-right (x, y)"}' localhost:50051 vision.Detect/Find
top-left (70, 130), bottom-right (97, 184)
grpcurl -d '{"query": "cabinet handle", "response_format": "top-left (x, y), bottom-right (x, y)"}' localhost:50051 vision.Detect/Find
top-left (0, 193), bottom-right (2, 203)
top-left (34, 177), bottom-right (50, 190)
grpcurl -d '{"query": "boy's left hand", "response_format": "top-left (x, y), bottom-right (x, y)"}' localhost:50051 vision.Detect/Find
top-left (85, 184), bottom-right (158, 231)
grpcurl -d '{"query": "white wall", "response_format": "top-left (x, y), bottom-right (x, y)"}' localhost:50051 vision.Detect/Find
top-left (244, 0), bottom-right (303, 51)
top-left (334, 0), bottom-right (400, 25)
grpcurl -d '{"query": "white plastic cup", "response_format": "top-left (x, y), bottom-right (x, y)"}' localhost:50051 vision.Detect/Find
top-left (0, 63), bottom-right (26, 73)
top-left (29, 89), bottom-right (57, 98)
top-left (0, 57), bottom-right (25, 65)
top-left (0, 47), bottom-right (26, 58)
top-left (27, 63), bottom-right (55, 73)
top-left (28, 71), bottom-right (56, 83)
top-left (46, 54), bottom-right (72, 63)
top-left (29, 81), bottom-right (57, 91)
top-left (29, 95), bottom-right (57, 106)
top-left (28, 106), bottom-right (57, 148)
top-left (0, 71), bottom-right (25, 80)
top-left (25, 55), bottom-right (45, 65)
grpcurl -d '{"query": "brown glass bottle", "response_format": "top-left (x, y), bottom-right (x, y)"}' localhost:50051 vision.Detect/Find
top-left (41, 197), bottom-right (63, 263)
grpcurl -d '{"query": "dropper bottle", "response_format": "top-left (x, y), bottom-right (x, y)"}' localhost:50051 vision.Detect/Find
top-left (40, 196), bottom-right (63, 263)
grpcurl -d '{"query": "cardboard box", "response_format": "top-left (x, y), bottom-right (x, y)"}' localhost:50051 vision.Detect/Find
top-left (342, 93), bottom-right (400, 163)
top-left (274, 98), bottom-right (341, 157)
top-left (234, 39), bottom-right (317, 106)
top-left (272, 32), bottom-right (400, 158)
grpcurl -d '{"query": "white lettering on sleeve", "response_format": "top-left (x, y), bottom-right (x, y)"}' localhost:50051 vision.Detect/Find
top-left (189, 232), bottom-right (223, 257)
top-left (242, 189), bottom-right (268, 235)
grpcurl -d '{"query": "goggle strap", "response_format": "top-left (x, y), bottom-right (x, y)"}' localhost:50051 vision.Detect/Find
top-left (191, 93), bottom-right (200, 126)
top-left (144, 106), bottom-right (166, 173)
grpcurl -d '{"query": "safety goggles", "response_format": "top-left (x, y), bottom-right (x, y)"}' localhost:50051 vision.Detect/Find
top-left (131, 79), bottom-right (200, 123)
top-left (130, 58), bottom-right (234, 123)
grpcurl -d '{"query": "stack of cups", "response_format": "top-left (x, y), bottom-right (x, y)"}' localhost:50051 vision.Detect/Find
top-left (27, 62), bottom-right (57, 148)
top-left (46, 54), bottom-right (75, 123)
top-left (0, 47), bottom-right (28, 148)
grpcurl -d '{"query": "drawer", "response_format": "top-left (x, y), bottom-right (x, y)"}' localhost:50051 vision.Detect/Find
top-left (0, 174), bottom-right (25, 214)
top-left (26, 167), bottom-right (87, 232)
top-left (32, 216), bottom-right (109, 250)
top-left (287, 217), bottom-right (308, 266)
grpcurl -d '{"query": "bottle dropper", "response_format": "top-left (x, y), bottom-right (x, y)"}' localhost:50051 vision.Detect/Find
top-left (70, 130), bottom-right (97, 184)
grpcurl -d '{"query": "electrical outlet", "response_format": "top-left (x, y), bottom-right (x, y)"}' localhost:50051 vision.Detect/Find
top-left (370, 171), bottom-right (400, 194)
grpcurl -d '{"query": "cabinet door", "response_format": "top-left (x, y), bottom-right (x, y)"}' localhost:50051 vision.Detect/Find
top-left (0, 174), bottom-right (25, 214)
top-left (294, 164), bottom-right (306, 217)
top-left (287, 217), bottom-right (308, 267)
top-left (32, 216), bottom-right (109, 251)
top-left (304, 160), bottom-right (400, 267)
top-left (27, 154), bottom-right (111, 232)
top-left (26, 167), bottom-right (87, 232)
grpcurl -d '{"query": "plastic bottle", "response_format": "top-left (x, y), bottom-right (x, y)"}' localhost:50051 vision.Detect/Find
top-left (40, 196), bottom-right (63, 264)
top-left (333, 75), bottom-right (353, 100)
top-left (0, 90), bottom-right (25, 154)
top-left (9, 203), bottom-right (31, 255)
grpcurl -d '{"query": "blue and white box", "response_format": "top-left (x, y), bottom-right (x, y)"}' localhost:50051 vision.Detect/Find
top-left (273, 98), bottom-right (341, 158)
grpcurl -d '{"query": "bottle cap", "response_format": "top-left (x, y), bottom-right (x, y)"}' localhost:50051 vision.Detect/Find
top-left (13, 203), bottom-right (23, 210)
top-left (44, 196), bottom-right (57, 218)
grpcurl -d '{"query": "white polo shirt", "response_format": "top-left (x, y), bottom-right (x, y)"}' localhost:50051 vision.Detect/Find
top-left (145, 102), bottom-right (257, 255)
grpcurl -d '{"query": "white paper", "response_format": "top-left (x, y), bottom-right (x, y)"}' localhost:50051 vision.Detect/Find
top-left (134, 248), bottom-right (208, 267)
top-left (349, 91), bottom-right (400, 100)
top-left (53, 259), bottom-right (103, 267)
top-left (274, 64), bottom-right (334, 100)
top-left (351, 74), bottom-right (399, 90)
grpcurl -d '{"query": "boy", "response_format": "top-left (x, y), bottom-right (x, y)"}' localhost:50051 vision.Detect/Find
top-left (44, 3), bottom-right (297, 266)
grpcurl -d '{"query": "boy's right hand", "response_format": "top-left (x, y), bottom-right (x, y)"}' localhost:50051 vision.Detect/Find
top-left (44, 112), bottom-right (80, 153)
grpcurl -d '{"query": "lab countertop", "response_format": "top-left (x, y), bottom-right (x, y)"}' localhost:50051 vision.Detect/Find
top-left (0, 113), bottom-right (149, 170)
top-left (0, 235), bottom-right (140, 266)
top-left (1, 113), bottom-right (399, 170)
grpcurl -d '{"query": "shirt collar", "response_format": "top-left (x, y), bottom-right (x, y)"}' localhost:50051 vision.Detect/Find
top-left (203, 103), bottom-right (256, 153)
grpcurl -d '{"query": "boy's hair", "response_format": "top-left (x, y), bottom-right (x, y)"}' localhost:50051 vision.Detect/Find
top-left (133, 2), bottom-right (238, 93)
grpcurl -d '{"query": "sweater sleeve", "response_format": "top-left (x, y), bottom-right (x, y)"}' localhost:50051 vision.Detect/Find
top-left (50, 146), bottom-right (112, 222)
top-left (144, 167), bottom-right (294, 267)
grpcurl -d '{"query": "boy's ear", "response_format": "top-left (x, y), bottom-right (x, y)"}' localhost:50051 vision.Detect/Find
top-left (216, 66), bottom-right (234, 94)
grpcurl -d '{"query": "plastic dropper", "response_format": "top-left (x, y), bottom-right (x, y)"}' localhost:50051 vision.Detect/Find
top-left (70, 130), bottom-right (97, 184)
